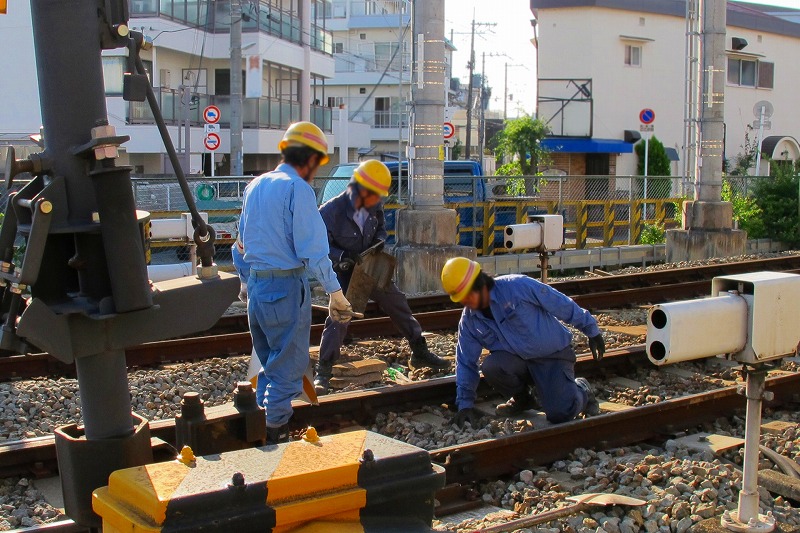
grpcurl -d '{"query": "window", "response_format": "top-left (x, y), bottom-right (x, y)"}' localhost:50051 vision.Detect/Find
top-left (102, 57), bottom-right (126, 96)
top-left (327, 96), bottom-right (344, 108)
top-left (624, 45), bottom-right (641, 67)
top-left (333, 42), bottom-right (344, 54)
top-left (727, 58), bottom-right (774, 89)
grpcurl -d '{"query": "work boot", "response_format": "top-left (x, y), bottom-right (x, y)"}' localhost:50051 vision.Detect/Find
top-left (408, 337), bottom-right (450, 370)
top-left (314, 362), bottom-right (333, 396)
top-left (266, 423), bottom-right (290, 445)
top-left (576, 377), bottom-right (600, 417)
top-left (495, 389), bottom-right (533, 417)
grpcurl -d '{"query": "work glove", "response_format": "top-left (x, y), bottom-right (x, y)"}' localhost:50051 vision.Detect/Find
top-left (342, 250), bottom-right (363, 264)
top-left (328, 289), bottom-right (355, 323)
top-left (370, 239), bottom-right (385, 253)
top-left (452, 408), bottom-right (482, 429)
top-left (588, 334), bottom-right (605, 362)
top-left (238, 282), bottom-right (248, 303)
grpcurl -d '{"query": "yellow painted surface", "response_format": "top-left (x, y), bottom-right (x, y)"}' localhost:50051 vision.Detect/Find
top-left (273, 489), bottom-right (367, 530)
top-left (267, 431), bottom-right (366, 504)
top-left (92, 487), bottom-right (162, 533)
top-left (104, 461), bottom-right (190, 526)
top-left (285, 520), bottom-right (366, 533)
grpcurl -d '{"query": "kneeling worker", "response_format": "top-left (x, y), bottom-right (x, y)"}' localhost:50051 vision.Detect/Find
top-left (315, 160), bottom-right (449, 394)
top-left (441, 257), bottom-right (604, 426)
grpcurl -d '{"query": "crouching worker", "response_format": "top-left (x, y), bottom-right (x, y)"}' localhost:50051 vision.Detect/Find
top-left (314, 160), bottom-right (449, 394)
top-left (441, 257), bottom-right (604, 427)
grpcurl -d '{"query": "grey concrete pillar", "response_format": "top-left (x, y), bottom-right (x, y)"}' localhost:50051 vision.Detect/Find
top-left (697, 0), bottom-right (726, 202)
top-left (394, 0), bottom-right (475, 294)
top-left (410, 0), bottom-right (445, 208)
top-left (301, 0), bottom-right (312, 122)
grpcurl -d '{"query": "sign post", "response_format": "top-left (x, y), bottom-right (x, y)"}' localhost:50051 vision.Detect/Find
top-left (639, 108), bottom-right (656, 220)
top-left (203, 106), bottom-right (222, 177)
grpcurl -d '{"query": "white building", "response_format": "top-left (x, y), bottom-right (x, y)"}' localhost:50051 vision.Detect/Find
top-left (531, 0), bottom-right (800, 178)
top-left (0, 0), bottom-right (339, 175)
top-left (320, 0), bottom-right (454, 161)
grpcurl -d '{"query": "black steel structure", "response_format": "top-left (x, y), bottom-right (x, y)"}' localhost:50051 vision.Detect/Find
top-left (1, 0), bottom-right (238, 526)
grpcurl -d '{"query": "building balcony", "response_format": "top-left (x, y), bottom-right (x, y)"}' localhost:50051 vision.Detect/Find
top-left (323, 0), bottom-right (410, 29)
top-left (126, 88), bottom-right (333, 132)
top-left (334, 52), bottom-right (410, 73)
top-left (130, 0), bottom-right (333, 54)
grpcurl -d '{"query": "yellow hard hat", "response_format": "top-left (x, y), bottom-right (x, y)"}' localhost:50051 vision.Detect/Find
top-left (353, 160), bottom-right (391, 197)
top-left (279, 121), bottom-right (330, 165)
top-left (441, 257), bottom-right (481, 303)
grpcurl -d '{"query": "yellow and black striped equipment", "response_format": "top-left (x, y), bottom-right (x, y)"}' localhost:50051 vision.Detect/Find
top-left (93, 430), bottom-right (444, 532)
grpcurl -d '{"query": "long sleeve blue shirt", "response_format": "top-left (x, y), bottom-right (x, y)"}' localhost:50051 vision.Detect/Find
top-left (455, 274), bottom-right (601, 410)
top-left (238, 163), bottom-right (340, 294)
top-left (319, 186), bottom-right (387, 263)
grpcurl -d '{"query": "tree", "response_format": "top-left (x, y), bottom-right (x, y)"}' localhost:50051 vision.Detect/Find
top-left (493, 115), bottom-right (550, 195)
top-left (750, 163), bottom-right (800, 246)
top-left (728, 126), bottom-right (758, 176)
top-left (634, 136), bottom-right (671, 198)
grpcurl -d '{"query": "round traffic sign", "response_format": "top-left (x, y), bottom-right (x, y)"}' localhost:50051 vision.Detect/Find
top-left (639, 108), bottom-right (656, 125)
top-left (196, 183), bottom-right (215, 201)
top-left (204, 132), bottom-right (221, 151)
top-left (443, 122), bottom-right (455, 139)
top-left (203, 105), bottom-right (221, 124)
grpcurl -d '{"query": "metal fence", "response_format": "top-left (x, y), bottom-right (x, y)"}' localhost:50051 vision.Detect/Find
top-left (0, 175), bottom-right (776, 263)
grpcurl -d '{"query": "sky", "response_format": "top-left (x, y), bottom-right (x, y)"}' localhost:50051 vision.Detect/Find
top-left (444, 0), bottom-right (800, 118)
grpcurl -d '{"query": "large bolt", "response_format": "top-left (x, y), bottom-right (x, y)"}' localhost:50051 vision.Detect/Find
top-left (229, 472), bottom-right (245, 488)
top-left (233, 381), bottom-right (257, 410)
top-left (181, 391), bottom-right (205, 420)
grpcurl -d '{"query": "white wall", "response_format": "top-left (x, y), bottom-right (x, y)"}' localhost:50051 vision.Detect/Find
top-left (0, 3), bottom-right (41, 135)
top-left (537, 6), bottom-right (800, 176)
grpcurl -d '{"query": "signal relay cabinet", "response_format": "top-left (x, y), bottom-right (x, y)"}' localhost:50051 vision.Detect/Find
top-left (528, 214), bottom-right (564, 251)
top-left (92, 430), bottom-right (445, 532)
top-left (711, 271), bottom-right (800, 364)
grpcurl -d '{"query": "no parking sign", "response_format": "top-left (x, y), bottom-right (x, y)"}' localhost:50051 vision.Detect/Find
top-left (204, 133), bottom-right (221, 151)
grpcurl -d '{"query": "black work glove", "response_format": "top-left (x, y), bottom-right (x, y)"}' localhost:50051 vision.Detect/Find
top-left (335, 258), bottom-right (356, 273)
top-left (588, 334), bottom-right (605, 361)
top-left (342, 250), bottom-right (363, 264)
top-left (452, 408), bottom-right (482, 428)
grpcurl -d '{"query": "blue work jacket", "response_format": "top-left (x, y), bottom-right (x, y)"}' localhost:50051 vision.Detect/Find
top-left (238, 163), bottom-right (340, 294)
top-left (455, 274), bottom-right (601, 410)
top-left (319, 186), bottom-right (387, 262)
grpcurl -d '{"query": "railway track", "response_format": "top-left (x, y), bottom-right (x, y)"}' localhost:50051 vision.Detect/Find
top-left (0, 255), bottom-right (798, 382)
top-left (9, 344), bottom-right (800, 532)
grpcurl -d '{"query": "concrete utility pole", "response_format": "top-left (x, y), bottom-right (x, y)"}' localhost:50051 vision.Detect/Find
top-left (465, 19), bottom-right (476, 160)
top-left (301, 0), bottom-right (311, 122)
top-left (394, 0), bottom-right (474, 293)
top-left (667, 0), bottom-right (745, 262)
top-left (230, 0), bottom-right (243, 175)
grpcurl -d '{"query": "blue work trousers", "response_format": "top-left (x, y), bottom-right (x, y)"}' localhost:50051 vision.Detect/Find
top-left (318, 281), bottom-right (422, 364)
top-left (481, 348), bottom-right (588, 424)
top-left (248, 270), bottom-right (310, 427)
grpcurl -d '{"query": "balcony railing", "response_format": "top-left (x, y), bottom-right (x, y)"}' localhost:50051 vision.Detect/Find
top-left (130, 0), bottom-right (332, 54)
top-left (127, 88), bottom-right (333, 132)
top-left (325, 0), bottom-right (409, 18)
top-left (350, 110), bottom-right (408, 129)
top-left (334, 52), bottom-right (411, 73)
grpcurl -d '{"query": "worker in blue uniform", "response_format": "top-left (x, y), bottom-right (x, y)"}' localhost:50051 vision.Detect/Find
top-left (314, 160), bottom-right (449, 395)
top-left (236, 121), bottom-right (355, 444)
top-left (441, 257), bottom-right (604, 426)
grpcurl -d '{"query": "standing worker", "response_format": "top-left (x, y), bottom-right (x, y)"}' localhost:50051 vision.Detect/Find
top-left (237, 122), bottom-right (355, 444)
top-left (441, 257), bottom-right (604, 427)
top-left (314, 160), bottom-right (449, 394)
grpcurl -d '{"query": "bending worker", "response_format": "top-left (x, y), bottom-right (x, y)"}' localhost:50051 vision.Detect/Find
top-left (314, 160), bottom-right (449, 394)
top-left (441, 257), bottom-right (604, 426)
top-left (236, 121), bottom-right (355, 444)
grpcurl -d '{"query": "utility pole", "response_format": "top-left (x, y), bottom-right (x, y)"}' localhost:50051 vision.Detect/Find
top-left (503, 63), bottom-right (525, 121)
top-left (230, 0), bottom-right (243, 176)
top-left (465, 19), bottom-right (476, 160)
top-left (464, 19), bottom-right (495, 160)
top-left (479, 52), bottom-right (486, 170)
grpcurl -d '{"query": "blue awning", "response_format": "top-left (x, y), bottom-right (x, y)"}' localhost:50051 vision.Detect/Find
top-left (664, 147), bottom-right (680, 162)
top-left (540, 137), bottom-right (634, 154)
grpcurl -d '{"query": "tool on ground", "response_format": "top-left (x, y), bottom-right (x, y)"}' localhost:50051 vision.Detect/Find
top-left (346, 241), bottom-right (397, 315)
top-left (472, 493), bottom-right (646, 533)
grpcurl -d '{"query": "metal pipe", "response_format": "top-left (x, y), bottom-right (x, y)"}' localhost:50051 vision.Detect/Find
top-left (75, 350), bottom-right (133, 439)
top-left (230, 0), bottom-right (244, 175)
top-left (738, 369), bottom-right (766, 524)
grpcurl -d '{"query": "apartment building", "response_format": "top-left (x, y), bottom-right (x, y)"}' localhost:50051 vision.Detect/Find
top-left (0, 0), bottom-right (337, 175)
top-left (320, 0), bottom-right (454, 160)
top-left (531, 0), bottom-right (800, 180)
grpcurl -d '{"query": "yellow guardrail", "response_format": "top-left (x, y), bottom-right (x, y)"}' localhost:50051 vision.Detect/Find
top-left (145, 200), bottom-right (685, 257)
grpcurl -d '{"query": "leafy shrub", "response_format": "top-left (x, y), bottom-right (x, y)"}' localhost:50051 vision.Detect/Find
top-left (749, 165), bottom-right (800, 246)
top-left (640, 223), bottom-right (666, 245)
top-left (721, 180), bottom-right (765, 239)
